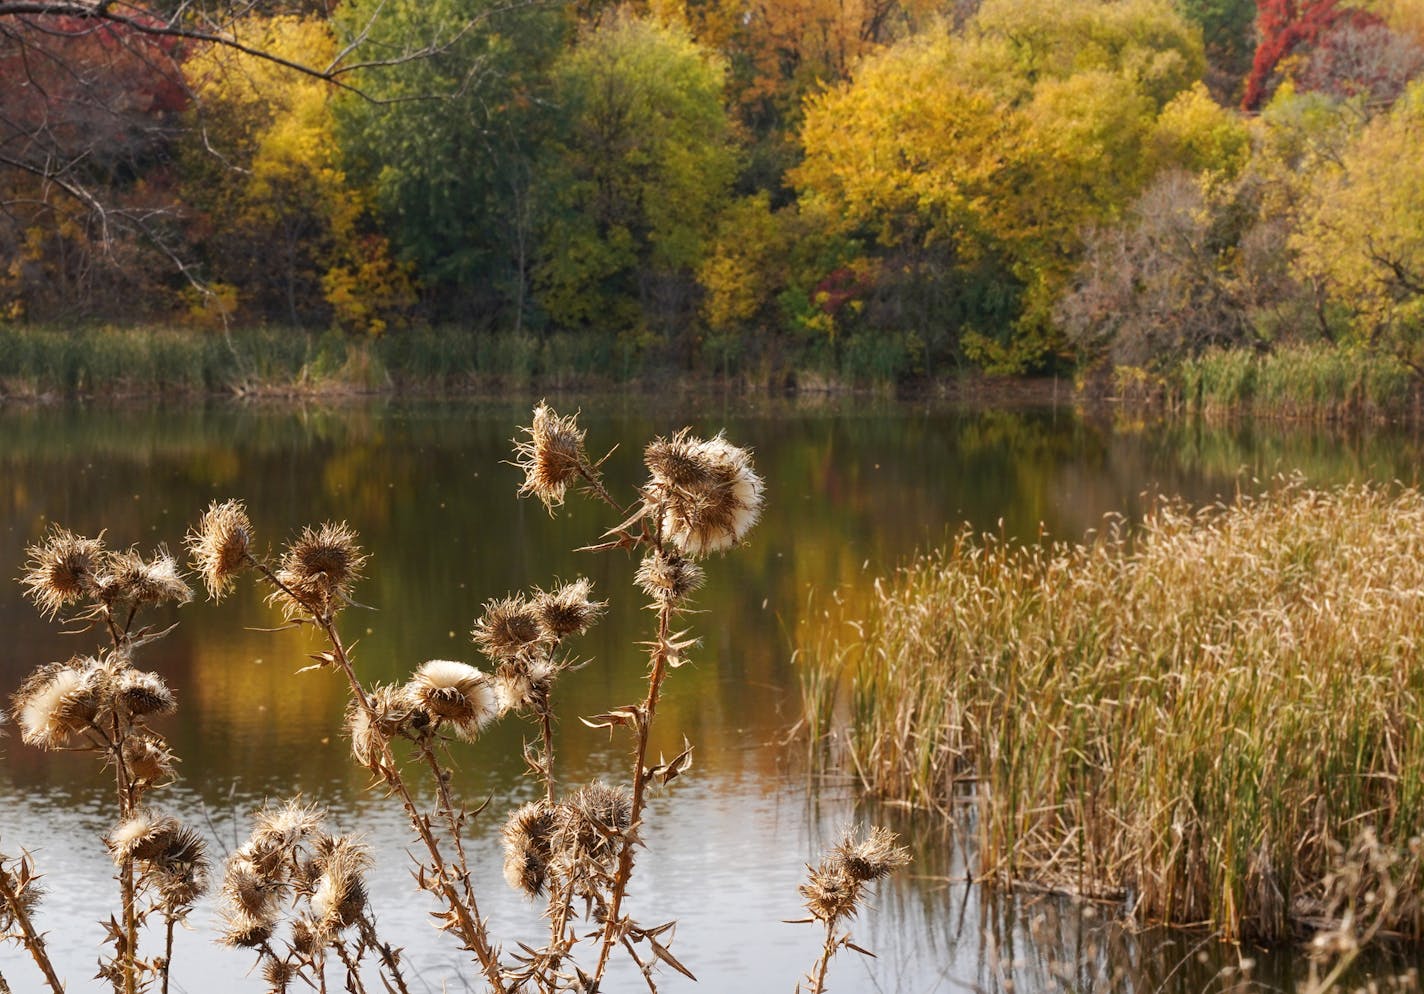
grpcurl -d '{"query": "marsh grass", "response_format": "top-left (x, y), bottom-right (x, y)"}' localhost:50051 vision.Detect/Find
top-left (1173, 345), bottom-right (1418, 420)
top-left (0, 325), bottom-right (652, 397)
top-left (801, 479), bottom-right (1424, 942)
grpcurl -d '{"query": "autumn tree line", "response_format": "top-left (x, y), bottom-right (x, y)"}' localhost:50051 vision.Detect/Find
top-left (3, 0), bottom-right (1424, 384)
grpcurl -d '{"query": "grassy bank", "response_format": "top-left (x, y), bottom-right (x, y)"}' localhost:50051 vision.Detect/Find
top-left (1111, 344), bottom-right (1424, 421)
top-left (0, 323), bottom-right (957, 398)
top-left (0, 324), bottom-right (648, 397)
top-left (800, 481), bottom-right (1424, 941)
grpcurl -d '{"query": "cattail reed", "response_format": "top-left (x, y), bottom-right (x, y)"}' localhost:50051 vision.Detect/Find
top-left (802, 479), bottom-right (1424, 943)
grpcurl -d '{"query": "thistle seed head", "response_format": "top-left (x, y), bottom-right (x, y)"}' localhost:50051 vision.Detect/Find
top-left (532, 578), bottom-right (605, 641)
top-left (186, 500), bottom-right (253, 601)
top-left (250, 799), bottom-right (323, 859)
top-left (800, 826), bottom-right (910, 925)
top-left (347, 683), bottom-right (423, 768)
top-left (20, 526), bottom-right (104, 619)
top-left (799, 863), bottom-right (861, 925)
top-left (406, 660), bottom-right (498, 741)
top-left (831, 825), bottom-right (911, 883)
top-left (107, 810), bottom-right (182, 864)
top-left (644, 431), bottom-right (764, 556)
top-left (11, 657), bottom-right (103, 749)
top-left (149, 825), bottom-right (210, 910)
top-left (514, 402), bottom-right (587, 513)
top-left (310, 835), bottom-right (370, 937)
top-left (117, 668), bottom-right (176, 719)
top-left (502, 800), bottom-right (557, 898)
top-left (123, 734), bottom-right (176, 783)
top-left (220, 911), bottom-right (275, 949)
top-left (635, 550), bottom-right (705, 607)
top-left (472, 595), bottom-right (547, 661)
top-left (104, 547), bottom-right (192, 608)
top-left (222, 849), bottom-right (277, 918)
top-left (555, 781), bottom-right (633, 865)
top-left (494, 656), bottom-right (558, 716)
top-left (270, 522), bottom-right (367, 619)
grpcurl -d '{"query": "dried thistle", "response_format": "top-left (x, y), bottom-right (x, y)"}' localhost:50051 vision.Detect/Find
top-left (493, 656), bottom-right (559, 715)
top-left (556, 782), bottom-right (634, 866)
top-left (502, 801), bottom-right (557, 898)
top-left (10, 657), bottom-right (102, 749)
top-left (532, 578), bottom-right (606, 641)
top-left (471, 595), bottom-right (546, 661)
top-left (148, 825), bottom-right (209, 911)
top-left (514, 402), bottom-right (588, 513)
top-left (346, 683), bottom-right (424, 767)
top-left (635, 550), bottom-right (705, 607)
top-left (222, 850), bottom-right (278, 920)
top-left (832, 825), bottom-right (910, 884)
top-left (250, 799), bottom-right (323, 858)
top-left (799, 826), bottom-right (910, 926)
top-left (107, 810), bottom-right (182, 864)
top-left (20, 525), bottom-right (104, 619)
top-left (644, 431), bottom-right (764, 556)
top-left (220, 910), bottom-right (275, 949)
top-left (116, 668), bottom-right (176, 719)
top-left (309, 835), bottom-right (371, 937)
top-left (269, 522), bottom-right (367, 619)
top-left (406, 660), bottom-right (497, 741)
top-left (185, 499), bottom-right (253, 601)
top-left (123, 734), bottom-right (176, 783)
top-left (103, 547), bottom-right (192, 608)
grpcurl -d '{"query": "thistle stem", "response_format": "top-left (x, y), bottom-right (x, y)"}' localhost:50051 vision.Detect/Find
top-left (0, 863), bottom-right (64, 994)
top-left (249, 559), bottom-right (509, 994)
top-left (590, 596), bottom-right (673, 985)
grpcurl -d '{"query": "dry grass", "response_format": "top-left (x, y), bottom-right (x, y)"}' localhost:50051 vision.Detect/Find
top-left (801, 479), bottom-right (1424, 941)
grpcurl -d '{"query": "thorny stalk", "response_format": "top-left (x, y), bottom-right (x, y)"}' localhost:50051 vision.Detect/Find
top-left (248, 556), bottom-right (509, 994)
top-left (590, 594), bottom-right (674, 986)
top-left (808, 922), bottom-right (837, 994)
top-left (357, 916), bottom-right (413, 994)
top-left (0, 862), bottom-right (64, 994)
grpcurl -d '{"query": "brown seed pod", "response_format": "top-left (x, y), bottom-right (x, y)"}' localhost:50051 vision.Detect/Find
top-left (185, 500), bottom-right (253, 602)
top-left (514, 402), bottom-right (588, 513)
top-left (471, 595), bottom-right (546, 661)
top-left (406, 661), bottom-right (498, 741)
top-left (644, 431), bottom-right (764, 556)
top-left (20, 526), bottom-right (104, 619)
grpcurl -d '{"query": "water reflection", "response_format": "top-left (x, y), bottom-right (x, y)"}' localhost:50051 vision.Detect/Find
top-left (1, 397), bottom-right (1422, 991)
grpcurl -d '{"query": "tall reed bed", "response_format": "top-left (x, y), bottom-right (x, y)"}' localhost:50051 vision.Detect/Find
top-left (1173, 344), bottom-right (1417, 420)
top-left (0, 325), bottom-right (682, 397)
top-left (0, 404), bottom-right (906, 993)
top-left (801, 480), bottom-right (1424, 942)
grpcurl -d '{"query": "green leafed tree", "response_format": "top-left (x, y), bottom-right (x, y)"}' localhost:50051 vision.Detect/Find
top-left (333, 0), bottom-right (571, 325)
top-left (534, 14), bottom-right (738, 345)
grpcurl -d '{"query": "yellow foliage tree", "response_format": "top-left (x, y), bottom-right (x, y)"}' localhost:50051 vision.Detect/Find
top-left (794, 0), bottom-right (1205, 373)
top-left (183, 16), bottom-right (414, 333)
top-left (1293, 80), bottom-right (1424, 367)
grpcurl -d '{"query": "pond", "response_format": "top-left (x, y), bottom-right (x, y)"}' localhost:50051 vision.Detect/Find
top-left (1, 395), bottom-right (1423, 993)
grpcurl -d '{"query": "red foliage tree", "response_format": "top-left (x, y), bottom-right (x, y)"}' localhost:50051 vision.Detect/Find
top-left (1242, 0), bottom-right (1382, 109)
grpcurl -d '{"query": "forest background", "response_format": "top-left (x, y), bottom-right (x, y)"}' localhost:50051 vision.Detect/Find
top-left (4, 0), bottom-right (1424, 394)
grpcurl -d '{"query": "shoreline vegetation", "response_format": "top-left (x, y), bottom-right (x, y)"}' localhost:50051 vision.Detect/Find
top-left (4, 324), bottom-right (1423, 420)
top-left (798, 480), bottom-right (1424, 947)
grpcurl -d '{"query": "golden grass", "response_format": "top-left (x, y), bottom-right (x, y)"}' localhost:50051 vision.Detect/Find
top-left (801, 479), bottom-right (1424, 941)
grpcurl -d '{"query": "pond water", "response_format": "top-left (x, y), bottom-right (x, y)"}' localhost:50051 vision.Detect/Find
top-left (1, 395), bottom-right (1423, 993)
